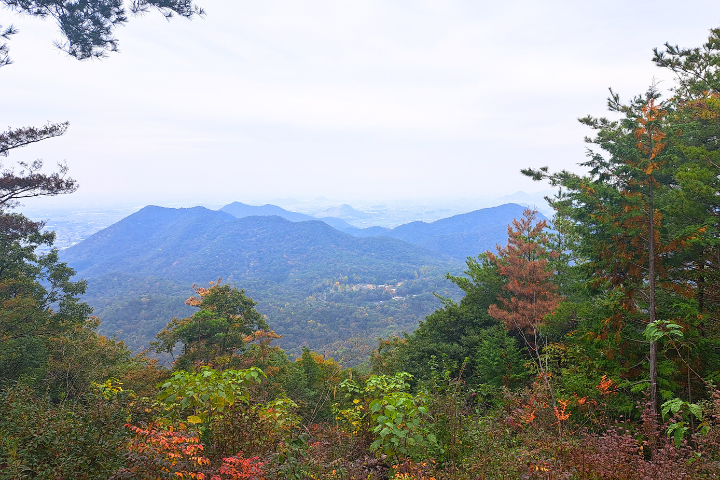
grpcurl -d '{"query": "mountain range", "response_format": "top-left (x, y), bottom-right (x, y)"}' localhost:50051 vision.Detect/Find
top-left (63, 205), bottom-right (453, 285)
top-left (61, 202), bottom-right (543, 359)
top-left (217, 201), bottom-right (540, 260)
top-left (340, 203), bottom-right (537, 259)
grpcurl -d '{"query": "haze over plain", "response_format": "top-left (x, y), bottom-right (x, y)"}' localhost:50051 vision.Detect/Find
top-left (4, 0), bottom-right (719, 210)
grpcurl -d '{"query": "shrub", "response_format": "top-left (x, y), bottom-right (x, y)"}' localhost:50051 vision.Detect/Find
top-left (0, 384), bottom-right (129, 479)
top-left (212, 396), bottom-right (300, 458)
top-left (114, 423), bottom-right (210, 479)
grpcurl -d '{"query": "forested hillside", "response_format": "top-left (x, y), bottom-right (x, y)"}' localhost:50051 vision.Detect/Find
top-left (62, 205), bottom-right (465, 356)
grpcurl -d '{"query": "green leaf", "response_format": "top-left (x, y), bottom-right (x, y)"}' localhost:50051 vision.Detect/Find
top-left (644, 322), bottom-right (663, 342)
top-left (688, 403), bottom-right (702, 420)
top-left (673, 425), bottom-right (687, 447)
top-left (631, 381), bottom-right (650, 394)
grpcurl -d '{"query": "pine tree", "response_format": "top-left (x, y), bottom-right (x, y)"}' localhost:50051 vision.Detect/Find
top-left (0, 0), bottom-right (204, 65)
top-left (523, 86), bottom-right (706, 421)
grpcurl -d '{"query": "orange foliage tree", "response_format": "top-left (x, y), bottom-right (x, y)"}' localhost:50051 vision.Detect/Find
top-left (118, 424), bottom-right (211, 479)
top-left (487, 209), bottom-right (562, 401)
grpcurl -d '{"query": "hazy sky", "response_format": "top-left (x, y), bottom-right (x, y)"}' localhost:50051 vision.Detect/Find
top-left (3, 1), bottom-right (719, 209)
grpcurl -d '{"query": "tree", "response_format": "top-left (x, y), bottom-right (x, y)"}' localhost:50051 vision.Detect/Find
top-left (0, 23), bottom-right (16, 67)
top-left (0, 0), bottom-right (204, 66)
top-left (153, 280), bottom-right (269, 371)
top-left (653, 27), bottom-right (720, 98)
top-left (1, 0), bottom-right (206, 216)
top-left (522, 84), bottom-right (713, 422)
top-left (652, 31), bottom-right (720, 337)
top-left (0, 121), bottom-right (78, 261)
top-left (0, 122), bottom-right (77, 209)
top-left (487, 209), bottom-right (562, 401)
top-left (0, 211), bottom-right (93, 387)
top-left (667, 98), bottom-right (720, 334)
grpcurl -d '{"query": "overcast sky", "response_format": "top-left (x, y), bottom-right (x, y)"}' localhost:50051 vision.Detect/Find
top-left (3, 0), bottom-right (719, 209)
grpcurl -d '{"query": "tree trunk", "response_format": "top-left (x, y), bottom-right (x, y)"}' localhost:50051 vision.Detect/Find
top-left (648, 167), bottom-right (659, 457)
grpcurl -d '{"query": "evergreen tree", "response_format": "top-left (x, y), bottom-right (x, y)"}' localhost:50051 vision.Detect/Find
top-left (523, 84), bottom-right (718, 419)
top-left (0, 0), bottom-right (204, 65)
top-left (653, 32), bottom-right (720, 339)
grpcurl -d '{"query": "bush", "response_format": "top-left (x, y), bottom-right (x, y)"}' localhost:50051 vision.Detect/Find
top-left (0, 384), bottom-right (129, 479)
top-left (212, 396), bottom-right (300, 458)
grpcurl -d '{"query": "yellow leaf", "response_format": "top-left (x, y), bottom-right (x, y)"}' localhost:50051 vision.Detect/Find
top-left (187, 415), bottom-right (203, 424)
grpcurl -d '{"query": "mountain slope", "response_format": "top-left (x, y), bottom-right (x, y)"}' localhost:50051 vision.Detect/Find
top-left (63, 206), bottom-right (455, 285)
top-left (61, 206), bottom-right (463, 358)
top-left (342, 203), bottom-right (543, 259)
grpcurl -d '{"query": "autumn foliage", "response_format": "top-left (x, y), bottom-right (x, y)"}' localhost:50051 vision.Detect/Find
top-left (487, 208), bottom-right (561, 353)
top-left (116, 424), bottom-right (211, 479)
top-left (115, 424), bottom-right (266, 480)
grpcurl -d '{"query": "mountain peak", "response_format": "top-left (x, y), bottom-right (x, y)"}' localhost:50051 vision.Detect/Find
top-left (316, 204), bottom-right (373, 219)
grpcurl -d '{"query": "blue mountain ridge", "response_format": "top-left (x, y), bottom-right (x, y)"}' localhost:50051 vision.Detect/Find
top-left (340, 203), bottom-right (545, 259)
top-left (220, 201), bottom-right (354, 231)
top-left (218, 201), bottom-right (543, 260)
top-left (62, 205), bottom-right (455, 285)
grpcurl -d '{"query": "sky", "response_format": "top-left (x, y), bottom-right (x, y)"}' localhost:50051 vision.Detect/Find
top-left (3, 0), bottom-right (720, 210)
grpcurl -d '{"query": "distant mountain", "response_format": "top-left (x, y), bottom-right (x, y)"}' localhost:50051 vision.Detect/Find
top-left (490, 191), bottom-right (554, 216)
top-left (62, 205), bottom-right (462, 357)
top-left (63, 205), bottom-right (454, 285)
top-left (220, 201), bottom-right (354, 231)
top-left (340, 204), bottom-right (544, 259)
top-left (316, 204), bottom-right (373, 220)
